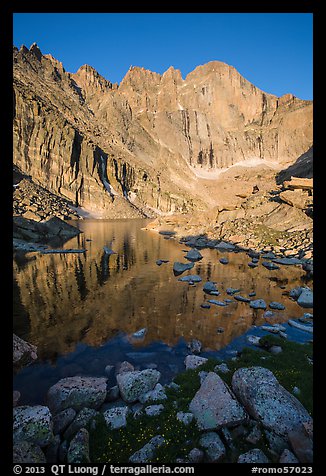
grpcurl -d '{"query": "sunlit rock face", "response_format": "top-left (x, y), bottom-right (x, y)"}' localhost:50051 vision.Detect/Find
top-left (13, 45), bottom-right (313, 218)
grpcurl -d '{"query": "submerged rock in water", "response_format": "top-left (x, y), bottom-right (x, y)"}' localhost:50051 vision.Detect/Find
top-left (226, 287), bottom-right (240, 295)
top-left (156, 259), bottom-right (169, 266)
top-left (185, 248), bottom-right (203, 262)
top-left (234, 295), bottom-right (250, 303)
top-left (173, 262), bottom-right (194, 275)
top-left (262, 261), bottom-right (280, 270)
top-left (219, 257), bottom-right (229, 265)
top-left (187, 338), bottom-right (202, 354)
top-left (250, 299), bottom-right (267, 310)
top-left (208, 300), bottom-right (227, 306)
top-left (288, 320), bottom-right (313, 334)
top-left (132, 328), bottom-right (147, 339)
top-left (178, 275), bottom-right (202, 283)
top-left (203, 281), bottom-right (219, 294)
top-left (215, 241), bottom-right (235, 251)
top-left (269, 302), bottom-right (285, 310)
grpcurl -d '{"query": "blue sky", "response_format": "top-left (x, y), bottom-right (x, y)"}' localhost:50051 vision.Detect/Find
top-left (13, 13), bottom-right (313, 100)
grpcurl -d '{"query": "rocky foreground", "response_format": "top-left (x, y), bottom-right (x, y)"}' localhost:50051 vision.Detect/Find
top-left (13, 329), bottom-right (313, 464)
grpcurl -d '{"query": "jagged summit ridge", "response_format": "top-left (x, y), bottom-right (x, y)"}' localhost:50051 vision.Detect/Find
top-left (13, 44), bottom-right (313, 218)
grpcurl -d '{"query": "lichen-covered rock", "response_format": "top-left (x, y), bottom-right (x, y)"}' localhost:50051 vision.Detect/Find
top-left (13, 441), bottom-right (46, 463)
top-left (238, 448), bottom-right (269, 463)
top-left (47, 376), bottom-right (108, 414)
top-left (67, 428), bottom-right (90, 463)
top-left (116, 369), bottom-right (161, 403)
top-left (184, 355), bottom-right (208, 370)
top-left (138, 383), bottom-right (167, 403)
top-left (176, 412), bottom-right (194, 425)
top-left (250, 299), bottom-right (267, 310)
top-left (187, 338), bottom-right (202, 354)
top-left (13, 334), bottom-right (37, 371)
top-left (103, 406), bottom-right (129, 429)
top-left (189, 372), bottom-right (247, 430)
top-left (13, 405), bottom-right (53, 447)
top-left (232, 367), bottom-right (312, 439)
top-left (129, 435), bottom-right (165, 463)
top-left (199, 432), bottom-right (225, 462)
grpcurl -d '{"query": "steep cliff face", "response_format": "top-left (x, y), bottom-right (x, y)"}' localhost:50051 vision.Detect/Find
top-left (13, 44), bottom-right (313, 218)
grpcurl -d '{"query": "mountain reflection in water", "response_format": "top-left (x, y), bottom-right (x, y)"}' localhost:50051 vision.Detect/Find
top-left (13, 219), bottom-right (311, 364)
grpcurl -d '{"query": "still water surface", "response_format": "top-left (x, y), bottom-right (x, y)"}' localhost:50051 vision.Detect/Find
top-left (13, 219), bottom-right (312, 404)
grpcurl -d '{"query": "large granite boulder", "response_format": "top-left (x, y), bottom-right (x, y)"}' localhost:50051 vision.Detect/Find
top-left (47, 376), bottom-right (107, 414)
top-left (232, 367), bottom-right (312, 439)
top-left (13, 405), bottom-right (53, 447)
top-left (13, 334), bottom-right (37, 372)
top-left (189, 372), bottom-right (247, 430)
top-left (199, 432), bottom-right (225, 462)
top-left (117, 369), bottom-right (161, 403)
top-left (103, 406), bottom-right (130, 430)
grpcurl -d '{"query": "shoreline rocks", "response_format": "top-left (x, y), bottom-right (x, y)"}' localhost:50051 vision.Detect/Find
top-left (232, 367), bottom-right (312, 442)
top-left (47, 376), bottom-right (108, 414)
top-left (13, 334), bottom-right (38, 372)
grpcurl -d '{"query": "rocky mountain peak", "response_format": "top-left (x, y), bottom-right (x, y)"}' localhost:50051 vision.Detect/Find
top-left (13, 46), bottom-right (313, 219)
top-left (120, 65), bottom-right (161, 92)
top-left (29, 42), bottom-right (43, 61)
top-left (72, 64), bottom-right (113, 95)
top-left (162, 66), bottom-right (183, 84)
